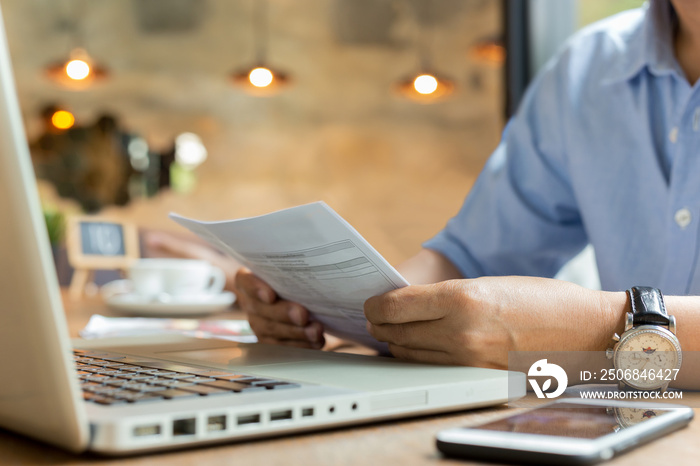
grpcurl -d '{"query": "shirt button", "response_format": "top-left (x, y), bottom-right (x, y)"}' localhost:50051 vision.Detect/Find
top-left (669, 127), bottom-right (679, 143)
top-left (674, 208), bottom-right (692, 229)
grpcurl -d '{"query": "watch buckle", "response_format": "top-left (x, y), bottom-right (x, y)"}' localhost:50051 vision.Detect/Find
top-left (624, 312), bottom-right (634, 332)
top-left (669, 315), bottom-right (677, 335)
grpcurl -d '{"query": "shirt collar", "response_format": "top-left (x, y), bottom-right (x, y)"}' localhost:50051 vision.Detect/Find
top-left (603, 0), bottom-right (681, 85)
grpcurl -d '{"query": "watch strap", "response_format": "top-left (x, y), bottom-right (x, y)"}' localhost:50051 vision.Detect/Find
top-left (628, 286), bottom-right (669, 326)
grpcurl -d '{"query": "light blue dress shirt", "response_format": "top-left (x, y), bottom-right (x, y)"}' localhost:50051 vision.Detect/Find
top-left (424, 0), bottom-right (700, 295)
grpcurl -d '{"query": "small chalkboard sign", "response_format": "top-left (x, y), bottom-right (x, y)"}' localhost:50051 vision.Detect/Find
top-left (79, 221), bottom-right (126, 256)
top-left (67, 216), bottom-right (139, 298)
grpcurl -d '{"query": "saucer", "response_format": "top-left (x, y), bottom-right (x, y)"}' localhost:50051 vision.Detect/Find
top-left (101, 280), bottom-right (236, 316)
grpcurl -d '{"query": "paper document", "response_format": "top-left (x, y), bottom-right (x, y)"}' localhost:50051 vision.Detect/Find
top-left (170, 202), bottom-right (409, 351)
top-left (81, 315), bottom-right (257, 343)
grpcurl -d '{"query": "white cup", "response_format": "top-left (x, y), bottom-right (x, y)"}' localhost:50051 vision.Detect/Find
top-left (128, 258), bottom-right (226, 299)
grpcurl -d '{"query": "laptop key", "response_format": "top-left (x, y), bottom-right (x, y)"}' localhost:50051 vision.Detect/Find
top-left (95, 362), bottom-right (125, 368)
top-left (180, 377), bottom-right (217, 383)
top-left (137, 385), bottom-right (171, 393)
top-left (148, 389), bottom-right (199, 399)
top-left (152, 380), bottom-right (195, 389)
top-left (81, 382), bottom-right (103, 390)
top-left (83, 374), bottom-right (111, 382)
top-left (127, 367), bottom-right (163, 374)
top-left (92, 369), bottom-right (124, 375)
top-left (83, 392), bottom-right (103, 402)
top-left (79, 366), bottom-right (107, 372)
top-left (91, 395), bottom-right (128, 405)
top-left (121, 383), bottom-right (167, 392)
top-left (115, 373), bottom-right (157, 381)
top-left (84, 384), bottom-right (121, 393)
top-left (101, 377), bottom-right (135, 386)
top-left (147, 376), bottom-right (181, 384)
top-left (180, 385), bottom-right (231, 396)
top-left (145, 370), bottom-right (181, 377)
top-left (74, 357), bottom-right (98, 364)
top-left (158, 372), bottom-right (196, 379)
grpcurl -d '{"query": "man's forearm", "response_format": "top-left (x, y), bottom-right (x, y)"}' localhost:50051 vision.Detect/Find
top-left (397, 248), bottom-right (464, 285)
top-left (665, 296), bottom-right (700, 352)
top-left (516, 292), bottom-right (700, 389)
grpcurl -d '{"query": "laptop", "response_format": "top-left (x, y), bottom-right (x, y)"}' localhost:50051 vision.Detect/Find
top-left (0, 5), bottom-right (524, 455)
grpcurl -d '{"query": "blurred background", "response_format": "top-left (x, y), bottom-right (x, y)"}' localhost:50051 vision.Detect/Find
top-left (4, 0), bottom-right (644, 274)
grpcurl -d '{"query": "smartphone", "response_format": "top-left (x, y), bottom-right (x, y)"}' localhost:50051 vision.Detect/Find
top-left (436, 399), bottom-right (693, 465)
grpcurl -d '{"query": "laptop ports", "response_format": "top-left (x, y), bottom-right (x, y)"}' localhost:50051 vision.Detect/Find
top-left (269, 409), bottom-right (293, 422)
top-left (237, 413), bottom-right (261, 426)
top-left (132, 424), bottom-right (161, 437)
top-left (173, 418), bottom-right (196, 436)
top-left (207, 415), bottom-right (227, 432)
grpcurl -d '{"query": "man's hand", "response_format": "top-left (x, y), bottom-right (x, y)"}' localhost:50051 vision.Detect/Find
top-left (234, 268), bottom-right (325, 349)
top-left (365, 276), bottom-right (627, 368)
top-left (143, 230), bottom-right (325, 348)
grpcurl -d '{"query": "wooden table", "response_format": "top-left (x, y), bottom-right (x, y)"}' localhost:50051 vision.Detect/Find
top-left (1, 292), bottom-right (698, 465)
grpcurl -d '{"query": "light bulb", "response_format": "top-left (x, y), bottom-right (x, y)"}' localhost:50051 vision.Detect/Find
top-left (65, 59), bottom-right (91, 80)
top-left (175, 132), bottom-right (207, 169)
top-left (249, 67), bottom-right (274, 87)
top-left (413, 74), bottom-right (438, 95)
top-left (51, 110), bottom-right (75, 130)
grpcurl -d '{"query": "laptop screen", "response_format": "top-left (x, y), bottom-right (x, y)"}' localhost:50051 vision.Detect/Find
top-left (0, 4), bottom-right (89, 452)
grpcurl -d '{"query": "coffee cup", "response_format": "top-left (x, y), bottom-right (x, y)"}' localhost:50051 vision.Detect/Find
top-left (128, 258), bottom-right (226, 299)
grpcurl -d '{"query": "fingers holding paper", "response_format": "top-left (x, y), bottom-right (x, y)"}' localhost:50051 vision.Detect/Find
top-left (234, 268), bottom-right (325, 349)
top-left (365, 276), bottom-right (621, 369)
top-left (364, 280), bottom-right (509, 368)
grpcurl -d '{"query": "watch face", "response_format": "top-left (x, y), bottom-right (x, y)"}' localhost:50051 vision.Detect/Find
top-left (614, 327), bottom-right (682, 390)
top-left (614, 407), bottom-right (659, 428)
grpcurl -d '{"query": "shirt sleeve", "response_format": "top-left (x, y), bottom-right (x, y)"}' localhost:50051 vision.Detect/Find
top-left (423, 50), bottom-right (589, 279)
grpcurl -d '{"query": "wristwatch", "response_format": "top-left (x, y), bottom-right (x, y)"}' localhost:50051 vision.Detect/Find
top-left (607, 406), bottom-right (659, 431)
top-left (606, 286), bottom-right (682, 391)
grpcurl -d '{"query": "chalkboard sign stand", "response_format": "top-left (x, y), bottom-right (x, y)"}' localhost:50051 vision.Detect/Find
top-left (66, 216), bottom-right (140, 299)
top-left (69, 268), bottom-right (96, 300)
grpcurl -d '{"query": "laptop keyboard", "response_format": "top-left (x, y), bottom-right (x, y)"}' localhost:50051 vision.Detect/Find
top-left (74, 350), bottom-right (301, 406)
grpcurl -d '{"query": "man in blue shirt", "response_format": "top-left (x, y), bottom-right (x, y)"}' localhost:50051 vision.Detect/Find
top-left (151, 0), bottom-right (700, 370)
top-left (423, 0), bottom-right (699, 295)
top-left (359, 0), bottom-right (700, 369)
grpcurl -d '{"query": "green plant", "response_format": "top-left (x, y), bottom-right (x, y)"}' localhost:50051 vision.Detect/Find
top-left (43, 209), bottom-right (65, 246)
